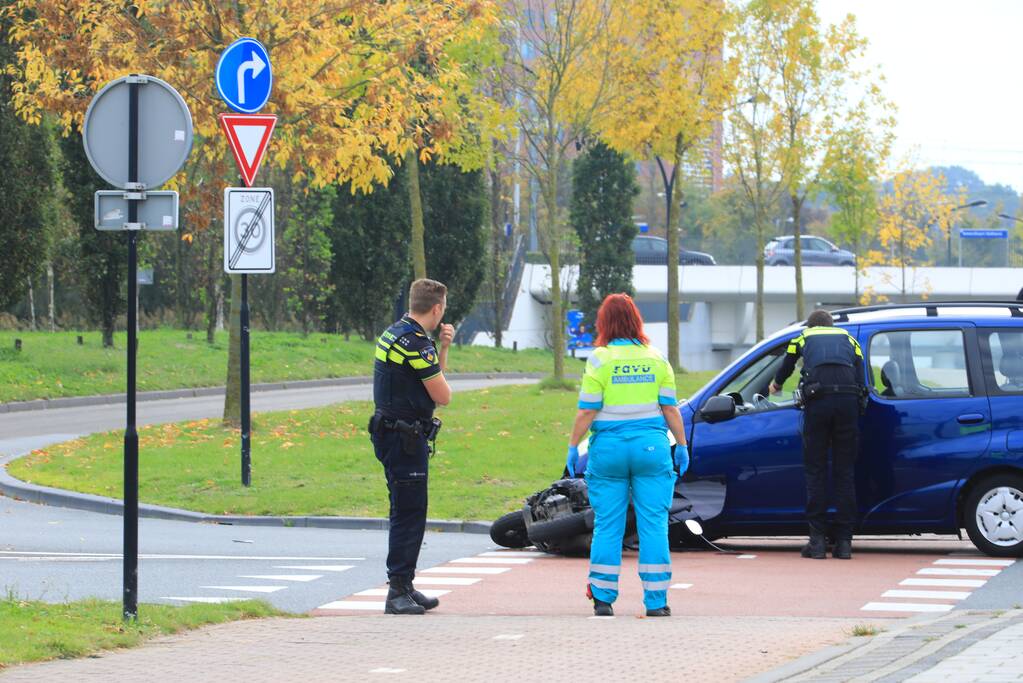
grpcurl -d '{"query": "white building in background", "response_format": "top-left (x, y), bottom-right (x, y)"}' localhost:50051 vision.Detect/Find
top-left (471, 264), bottom-right (1023, 371)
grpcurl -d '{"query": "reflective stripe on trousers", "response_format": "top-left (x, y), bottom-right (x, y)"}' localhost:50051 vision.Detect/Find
top-left (585, 432), bottom-right (674, 610)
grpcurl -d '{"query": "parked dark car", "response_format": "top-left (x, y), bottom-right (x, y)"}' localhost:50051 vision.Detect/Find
top-left (632, 235), bottom-right (716, 265)
top-left (765, 235), bottom-right (855, 266)
top-left (494, 302), bottom-right (1023, 558)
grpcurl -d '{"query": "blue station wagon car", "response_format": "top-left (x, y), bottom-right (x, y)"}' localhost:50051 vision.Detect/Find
top-left (678, 301), bottom-right (1023, 558)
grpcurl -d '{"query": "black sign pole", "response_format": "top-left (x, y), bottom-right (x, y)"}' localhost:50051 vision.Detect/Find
top-left (241, 269), bottom-right (251, 487)
top-left (123, 76), bottom-right (141, 621)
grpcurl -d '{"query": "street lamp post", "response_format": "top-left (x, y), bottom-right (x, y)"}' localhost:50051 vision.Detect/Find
top-left (948, 200), bottom-right (988, 266)
top-left (998, 213), bottom-right (1022, 267)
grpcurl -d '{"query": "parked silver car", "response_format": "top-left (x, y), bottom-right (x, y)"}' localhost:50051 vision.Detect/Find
top-left (765, 235), bottom-right (855, 266)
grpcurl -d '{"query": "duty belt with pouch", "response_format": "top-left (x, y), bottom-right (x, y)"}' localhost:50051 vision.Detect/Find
top-left (800, 383), bottom-right (868, 412)
top-left (368, 413), bottom-right (443, 456)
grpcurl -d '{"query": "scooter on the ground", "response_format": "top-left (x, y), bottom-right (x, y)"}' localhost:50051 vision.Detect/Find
top-left (489, 435), bottom-right (711, 555)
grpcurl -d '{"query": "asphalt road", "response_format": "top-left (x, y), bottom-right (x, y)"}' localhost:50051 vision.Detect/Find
top-left (0, 378), bottom-right (534, 613)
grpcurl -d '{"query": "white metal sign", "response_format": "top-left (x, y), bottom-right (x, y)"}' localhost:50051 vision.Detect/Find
top-left (224, 187), bottom-right (275, 273)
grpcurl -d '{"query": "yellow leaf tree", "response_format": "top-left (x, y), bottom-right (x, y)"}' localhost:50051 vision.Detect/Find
top-left (592, 0), bottom-right (733, 369)
top-left (867, 168), bottom-right (957, 302)
top-left (499, 0), bottom-right (618, 381)
top-left (5, 0), bottom-right (500, 421)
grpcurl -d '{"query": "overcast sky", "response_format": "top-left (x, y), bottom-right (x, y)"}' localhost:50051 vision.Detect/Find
top-left (816, 0), bottom-right (1023, 191)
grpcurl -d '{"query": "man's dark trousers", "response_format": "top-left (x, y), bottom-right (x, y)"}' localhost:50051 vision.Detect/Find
top-left (801, 393), bottom-right (859, 540)
top-left (372, 429), bottom-right (429, 581)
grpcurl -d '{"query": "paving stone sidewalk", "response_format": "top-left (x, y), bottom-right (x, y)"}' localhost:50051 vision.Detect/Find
top-left (755, 609), bottom-right (1023, 682)
top-left (0, 614), bottom-right (859, 682)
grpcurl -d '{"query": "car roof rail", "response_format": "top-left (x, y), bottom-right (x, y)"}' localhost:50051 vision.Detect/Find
top-left (825, 300), bottom-right (1023, 323)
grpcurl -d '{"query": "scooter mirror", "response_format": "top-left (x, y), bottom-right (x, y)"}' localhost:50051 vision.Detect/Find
top-left (684, 519), bottom-right (703, 536)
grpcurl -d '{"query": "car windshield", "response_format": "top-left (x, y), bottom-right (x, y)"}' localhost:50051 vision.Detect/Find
top-left (718, 344), bottom-right (803, 406)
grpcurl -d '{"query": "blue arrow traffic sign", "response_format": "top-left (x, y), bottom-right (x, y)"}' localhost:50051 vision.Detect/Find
top-left (216, 37), bottom-right (272, 114)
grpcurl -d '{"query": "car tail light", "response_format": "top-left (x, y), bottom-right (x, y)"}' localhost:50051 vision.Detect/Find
top-left (766, 248), bottom-right (775, 257)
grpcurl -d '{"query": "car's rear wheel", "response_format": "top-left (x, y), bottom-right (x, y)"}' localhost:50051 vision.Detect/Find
top-left (964, 474), bottom-right (1023, 558)
top-left (490, 511), bottom-right (529, 548)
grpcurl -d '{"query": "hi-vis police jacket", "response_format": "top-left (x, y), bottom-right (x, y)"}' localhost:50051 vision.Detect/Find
top-left (773, 326), bottom-right (866, 389)
top-left (373, 315), bottom-right (441, 421)
top-left (577, 340), bottom-right (677, 437)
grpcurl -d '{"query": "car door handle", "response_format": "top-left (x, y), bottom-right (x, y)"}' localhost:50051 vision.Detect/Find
top-left (957, 413), bottom-right (985, 425)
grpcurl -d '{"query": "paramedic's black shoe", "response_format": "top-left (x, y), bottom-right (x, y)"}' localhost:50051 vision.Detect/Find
top-left (592, 598), bottom-right (614, 617)
top-left (801, 535), bottom-right (827, 559)
top-left (646, 605), bottom-right (672, 617)
top-left (833, 539), bottom-right (853, 560)
top-left (409, 585), bottom-right (439, 611)
top-left (384, 579), bottom-right (426, 615)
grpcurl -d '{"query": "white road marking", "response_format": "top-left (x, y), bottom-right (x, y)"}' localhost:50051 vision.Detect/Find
top-left (201, 585), bottom-right (287, 593)
top-left (451, 557), bottom-right (533, 565)
top-left (318, 600), bottom-right (386, 611)
top-left (160, 597), bottom-right (247, 604)
top-left (421, 567), bottom-right (509, 575)
top-left (901, 578), bottom-right (987, 588)
top-left (370, 668), bottom-right (406, 674)
top-left (861, 602), bottom-right (954, 613)
top-left (933, 558), bottom-right (1015, 567)
top-left (670, 583), bottom-right (693, 590)
top-left (0, 551), bottom-right (365, 561)
top-left (493, 634), bottom-right (524, 640)
top-left (275, 565), bottom-right (355, 572)
top-left (882, 589), bottom-right (971, 601)
top-left (238, 574), bottom-right (323, 582)
top-left (917, 567), bottom-right (1000, 577)
top-left (479, 551), bottom-right (544, 557)
top-left (737, 554), bottom-right (757, 560)
top-left (354, 588), bottom-right (450, 598)
top-left (411, 577), bottom-right (482, 586)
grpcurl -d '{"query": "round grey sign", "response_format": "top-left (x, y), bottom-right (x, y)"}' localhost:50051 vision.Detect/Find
top-left (82, 75), bottom-right (193, 189)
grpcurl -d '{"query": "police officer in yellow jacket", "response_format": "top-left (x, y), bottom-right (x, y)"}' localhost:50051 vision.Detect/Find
top-left (770, 309), bottom-right (866, 560)
top-left (369, 279), bottom-right (453, 614)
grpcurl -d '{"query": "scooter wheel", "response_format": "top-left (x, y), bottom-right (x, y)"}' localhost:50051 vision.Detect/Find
top-left (490, 510), bottom-right (530, 548)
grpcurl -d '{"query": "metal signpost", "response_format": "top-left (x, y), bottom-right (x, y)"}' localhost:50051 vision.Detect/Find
top-left (217, 38), bottom-right (275, 487)
top-left (959, 229), bottom-right (1009, 267)
top-left (82, 74), bottom-right (192, 620)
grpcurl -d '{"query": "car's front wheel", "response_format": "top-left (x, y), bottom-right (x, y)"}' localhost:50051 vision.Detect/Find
top-left (964, 473), bottom-right (1023, 558)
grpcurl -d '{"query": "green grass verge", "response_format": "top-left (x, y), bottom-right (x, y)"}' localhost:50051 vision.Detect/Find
top-left (0, 597), bottom-right (282, 669)
top-left (9, 374), bottom-right (716, 520)
top-left (0, 329), bottom-right (557, 403)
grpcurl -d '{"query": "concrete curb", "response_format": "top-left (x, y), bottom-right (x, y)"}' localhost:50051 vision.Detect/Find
top-left (0, 371), bottom-right (548, 413)
top-left (0, 451), bottom-right (492, 534)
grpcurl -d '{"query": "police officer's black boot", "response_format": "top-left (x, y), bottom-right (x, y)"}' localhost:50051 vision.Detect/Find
top-left (833, 538), bottom-right (853, 560)
top-left (385, 577), bottom-right (426, 615)
top-left (801, 535), bottom-right (827, 559)
top-left (408, 582), bottom-right (439, 611)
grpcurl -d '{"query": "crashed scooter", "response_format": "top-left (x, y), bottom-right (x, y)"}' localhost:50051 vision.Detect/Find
top-left (490, 435), bottom-right (709, 555)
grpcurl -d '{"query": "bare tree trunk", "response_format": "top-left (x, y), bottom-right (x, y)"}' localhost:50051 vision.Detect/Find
top-left (223, 275), bottom-right (241, 426)
top-left (666, 142), bottom-right (685, 369)
top-left (755, 212), bottom-right (766, 341)
top-left (543, 176), bottom-right (565, 381)
top-left (489, 166), bottom-right (505, 348)
top-left (406, 149), bottom-right (427, 280)
top-left (792, 194), bottom-right (805, 320)
top-left (26, 276), bottom-right (37, 331)
top-left (47, 263), bottom-right (56, 332)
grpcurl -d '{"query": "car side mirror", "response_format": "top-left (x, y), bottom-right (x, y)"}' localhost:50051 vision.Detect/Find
top-left (831, 247), bottom-right (839, 252)
top-left (699, 395), bottom-right (736, 423)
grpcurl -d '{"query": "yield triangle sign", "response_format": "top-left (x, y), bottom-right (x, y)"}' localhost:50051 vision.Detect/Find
top-left (219, 113), bottom-right (277, 187)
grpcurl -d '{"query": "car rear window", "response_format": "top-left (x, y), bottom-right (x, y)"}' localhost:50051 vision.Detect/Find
top-left (978, 329), bottom-right (1023, 395)
top-left (869, 329), bottom-right (971, 399)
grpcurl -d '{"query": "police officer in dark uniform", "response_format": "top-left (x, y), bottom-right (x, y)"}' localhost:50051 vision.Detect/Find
top-left (770, 309), bottom-right (866, 560)
top-left (369, 278), bottom-right (453, 614)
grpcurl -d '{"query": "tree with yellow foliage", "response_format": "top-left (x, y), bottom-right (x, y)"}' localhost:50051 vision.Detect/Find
top-left (5, 0), bottom-right (500, 421)
top-left (591, 0), bottom-right (733, 369)
top-left (499, 0), bottom-right (617, 381)
top-left (866, 168), bottom-right (957, 302)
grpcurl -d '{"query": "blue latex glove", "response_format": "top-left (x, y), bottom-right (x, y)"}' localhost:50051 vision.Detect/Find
top-left (673, 444), bottom-right (690, 478)
top-left (566, 445), bottom-right (580, 478)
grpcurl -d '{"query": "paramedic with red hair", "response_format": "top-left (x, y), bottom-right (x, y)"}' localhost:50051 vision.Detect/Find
top-left (567, 293), bottom-right (688, 617)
